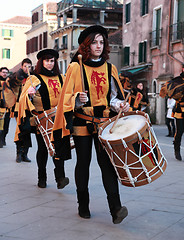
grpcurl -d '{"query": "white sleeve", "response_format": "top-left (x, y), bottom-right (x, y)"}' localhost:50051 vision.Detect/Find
top-left (110, 77), bottom-right (124, 112)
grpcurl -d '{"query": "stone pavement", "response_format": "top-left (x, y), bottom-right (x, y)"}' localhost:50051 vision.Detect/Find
top-left (0, 118), bottom-right (184, 240)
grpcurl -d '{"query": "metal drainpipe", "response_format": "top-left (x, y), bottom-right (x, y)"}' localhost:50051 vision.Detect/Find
top-left (167, 0), bottom-right (183, 65)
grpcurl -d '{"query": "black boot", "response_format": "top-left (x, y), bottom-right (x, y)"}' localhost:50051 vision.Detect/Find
top-left (174, 141), bottom-right (182, 161)
top-left (107, 194), bottom-right (128, 224)
top-left (2, 131), bottom-right (6, 146)
top-left (38, 169), bottom-right (47, 188)
top-left (22, 147), bottom-right (31, 162)
top-left (53, 158), bottom-right (69, 189)
top-left (0, 130), bottom-right (3, 148)
top-left (166, 129), bottom-right (172, 137)
top-left (16, 143), bottom-right (22, 163)
top-left (77, 190), bottom-right (91, 219)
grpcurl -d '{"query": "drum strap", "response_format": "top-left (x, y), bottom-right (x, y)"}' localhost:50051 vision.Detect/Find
top-left (74, 112), bottom-right (109, 124)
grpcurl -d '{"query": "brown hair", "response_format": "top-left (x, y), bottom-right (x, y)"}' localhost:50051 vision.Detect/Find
top-left (34, 54), bottom-right (60, 75)
top-left (78, 32), bottom-right (110, 62)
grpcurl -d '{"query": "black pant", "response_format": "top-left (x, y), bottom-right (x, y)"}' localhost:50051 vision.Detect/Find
top-left (165, 117), bottom-right (175, 135)
top-left (35, 133), bottom-right (65, 181)
top-left (174, 118), bottom-right (184, 147)
top-left (73, 134), bottom-right (120, 196)
top-left (3, 111), bottom-right (10, 137)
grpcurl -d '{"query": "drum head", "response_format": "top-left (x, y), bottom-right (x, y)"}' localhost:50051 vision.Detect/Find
top-left (101, 114), bottom-right (147, 141)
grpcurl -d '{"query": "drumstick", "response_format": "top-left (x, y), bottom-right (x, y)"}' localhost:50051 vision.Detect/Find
top-left (109, 92), bottom-right (130, 134)
top-left (78, 54), bottom-right (85, 92)
top-left (26, 66), bottom-right (34, 88)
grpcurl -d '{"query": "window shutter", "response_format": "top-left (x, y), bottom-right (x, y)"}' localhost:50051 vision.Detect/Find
top-left (139, 42), bottom-right (143, 63)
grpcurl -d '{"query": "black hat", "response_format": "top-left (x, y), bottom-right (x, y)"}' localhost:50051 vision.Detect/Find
top-left (37, 49), bottom-right (59, 60)
top-left (78, 25), bottom-right (108, 44)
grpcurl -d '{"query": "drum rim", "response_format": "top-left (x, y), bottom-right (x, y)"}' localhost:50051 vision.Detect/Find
top-left (98, 111), bottom-right (150, 143)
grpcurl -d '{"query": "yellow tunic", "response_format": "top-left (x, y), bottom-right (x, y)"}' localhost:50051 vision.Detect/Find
top-left (52, 61), bottom-right (125, 138)
top-left (14, 74), bottom-right (64, 141)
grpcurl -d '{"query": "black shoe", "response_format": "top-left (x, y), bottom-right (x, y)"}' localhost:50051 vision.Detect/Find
top-left (0, 144), bottom-right (3, 148)
top-left (166, 134), bottom-right (172, 137)
top-left (22, 156), bottom-right (31, 162)
top-left (16, 154), bottom-right (22, 163)
top-left (78, 207), bottom-right (91, 219)
top-left (38, 180), bottom-right (47, 188)
top-left (57, 177), bottom-right (69, 189)
top-left (112, 206), bottom-right (128, 224)
top-left (175, 151), bottom-right (182, 161)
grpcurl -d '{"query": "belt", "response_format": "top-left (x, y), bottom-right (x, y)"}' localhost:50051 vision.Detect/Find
top-left (74, 112), bottom-right (109, 124)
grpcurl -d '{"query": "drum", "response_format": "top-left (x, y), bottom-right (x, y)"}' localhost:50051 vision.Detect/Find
top-left (34, 108), bottom-right (56, 157)
top-left (0, 108), bottom-right (6, 130)
top-left (98, 111), bottom-right (167, 187)
top-left (34, 107), bottom-right (75, 157)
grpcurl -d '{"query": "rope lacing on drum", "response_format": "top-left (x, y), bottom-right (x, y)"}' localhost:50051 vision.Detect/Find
top-left (136, 131), bottom-right (152, 183)
top-left (35, 112), bottom-right (55, 156)
top-left (106, 140), bottom-right (135, 186)
top-left (100, 116), bottom-right (167, 187)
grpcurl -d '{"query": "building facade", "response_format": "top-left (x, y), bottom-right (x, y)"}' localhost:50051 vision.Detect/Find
top-left (26, 2), bottom-right (58, 67)
top-left (121, 0), bottom-right (184, 124)
top-left (50, 0), bottom-right (123, 74)
top-left (0, 16), bottom-right (31, 72)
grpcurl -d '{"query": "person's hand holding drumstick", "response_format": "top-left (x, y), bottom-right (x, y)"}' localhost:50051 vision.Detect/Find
top-left (109, 92), bottom-right (130, 133)
top-left (79, 91), bottom-right (88, 104)
top-left (26, 66), bottom-right (36, 98)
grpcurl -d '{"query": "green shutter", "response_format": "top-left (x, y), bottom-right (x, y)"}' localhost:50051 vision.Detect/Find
top-left (10, 30), bottom-right (14, 37)
top-left (139, 43), bottom-right (143, 63)
top-left (2, 49), bottom-right (10, 59)
top-left (177, 0), bottom-right (184, 39)
top-left (126, 3), bottom-right (131, 23)
top-left (142, 0), bottom-right (145, 16)
top-left (7, 49), bottom-right (10, 58)
top-left (124, 47), bottom-right (130, 66)
top-left (2, 49), bottom-right (5, 58)
top-left (144, 41), bottom-right (147, 62)
top-left (178, 0), bottom-right (184, 22)
top-left (156, 8), bottom-right (161, 30)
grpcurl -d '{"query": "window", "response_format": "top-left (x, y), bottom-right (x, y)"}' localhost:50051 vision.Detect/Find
top-left (124, 46), bottom-right (130, 66)
top-left (139, 41), bottom-right (147, 63)
top-left (64, 60), bottom-right (67, 74)
top-left (177, 0), bottom-right (184, 39)
top-left (40, 9), bottom-right (43, 21)
top-left (2, 29), bottom-right (14, 38)
top-left (140, 0), bottom-right (148, 16)
top-left (2, 48), bottom-right (10, 59)
top-left (125, 3), bottom-right (131, 23)
top-left (39, 34), bottom-right (42, 50)
top-left (43, 32), bottom-right (48, 48)
top-left (32, 12), bottom-right (39, 24)
top-left (59, 60), bottom-right (67, 74)
top-left (151, 7), bottom-right (162, 47)
top-left (54, 38), bottom-right (59, 50)
top-left (62, 35), bottom-right (68, 49)
top-left (72, 28), bottom-right (81, 49)
top-left (59, 61), bottom-right (63, 73)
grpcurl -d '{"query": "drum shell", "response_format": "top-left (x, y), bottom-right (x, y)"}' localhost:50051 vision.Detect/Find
top-left (0, 108), bottom-right (6, 130)
top-left (35, 108), bottom-right (56, 157)
top-left (34, 107), bottom-right (75, 157)
top-left (98, 111), bottom-right (167, 187)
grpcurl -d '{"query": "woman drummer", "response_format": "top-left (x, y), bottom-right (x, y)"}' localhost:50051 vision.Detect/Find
top-left (15, 49), bottom-right (71, 189)
top-left (53, 25), bottom-right (129, 224)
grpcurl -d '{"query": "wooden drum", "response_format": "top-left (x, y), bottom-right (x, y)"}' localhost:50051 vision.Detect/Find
top-left (98, 111), bottom-right (167, 187)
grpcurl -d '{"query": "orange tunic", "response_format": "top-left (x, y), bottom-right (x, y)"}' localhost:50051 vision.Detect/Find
top-left (52, 61), bottom-right (125, 139)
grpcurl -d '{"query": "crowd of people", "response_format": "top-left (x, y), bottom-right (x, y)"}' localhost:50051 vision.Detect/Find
top-left (0, 25), bottom-right (183, 224)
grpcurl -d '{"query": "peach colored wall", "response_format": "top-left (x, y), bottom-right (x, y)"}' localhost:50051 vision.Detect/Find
top-left (0, 23), bottom-right (31, 70)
